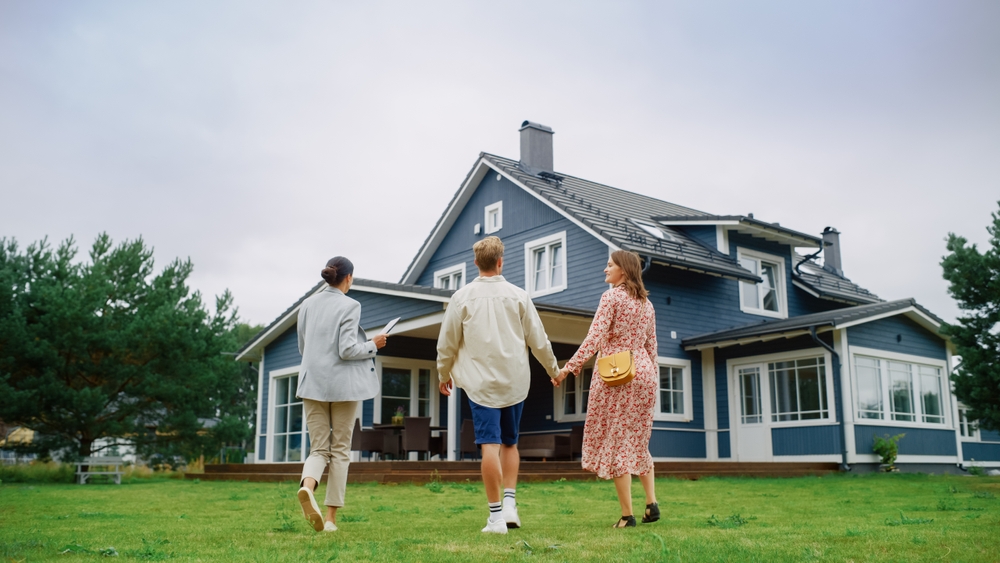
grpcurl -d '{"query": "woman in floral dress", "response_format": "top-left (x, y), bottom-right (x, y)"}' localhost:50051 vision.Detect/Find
top-left (555, 250), bottom-right (659, 528)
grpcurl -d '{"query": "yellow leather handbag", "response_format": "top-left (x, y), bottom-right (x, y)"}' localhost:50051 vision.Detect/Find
top-left (596, 350), bottom-right (635, 387)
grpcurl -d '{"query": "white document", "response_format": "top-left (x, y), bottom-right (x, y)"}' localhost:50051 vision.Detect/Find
top-left (381, 317), bottom-right (401, 335)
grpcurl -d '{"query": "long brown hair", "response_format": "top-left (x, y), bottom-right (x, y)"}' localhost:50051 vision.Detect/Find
top-left (611, 250), bottom-right (648, 301)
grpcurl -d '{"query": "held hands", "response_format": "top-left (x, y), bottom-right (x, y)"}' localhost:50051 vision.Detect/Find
top-left (439, 379), bottom-right (453, 396)
top-left (551, 366), bottom-right (571, 387)
top-left (372, 333), bottom-right (388, 349)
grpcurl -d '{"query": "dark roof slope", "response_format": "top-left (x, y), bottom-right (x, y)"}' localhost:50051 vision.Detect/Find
top-left (682, 298), bottom-right (943, 349)
top-left (481, 154), bottom-right (761, 282)
top-left (792, 252), bottom-right (881, 305)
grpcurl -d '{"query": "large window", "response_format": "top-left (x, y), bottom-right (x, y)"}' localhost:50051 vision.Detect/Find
top-left (273, 374), bottom-right (305, 462)
top-left (434, 263), bottom-right (465, 290)
top-left (768, 357), bottom-right (828, 421)
top-left (737, 249), bottom-right (786, 319)
top-left (524, 232), bottom-right (567, 297)
top-left (377, 362), bottom-right (436, 423)
top-left (853, 353), bottom-right (946, 425)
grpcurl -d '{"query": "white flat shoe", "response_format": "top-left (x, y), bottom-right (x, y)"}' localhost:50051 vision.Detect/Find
top-left (297, 487), bottom-right (325, 532)
top-left (502, 499), bottom-right (521, 529)
top-left (323, 521), bottom-right (338, 532)
top-left (481, 517), bottom-right (508, 534)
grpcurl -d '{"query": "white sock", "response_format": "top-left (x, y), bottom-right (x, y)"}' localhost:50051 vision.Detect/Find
top-left (503, 488), bottom-right (516, 505)
top-left (488, 501), bottom-right (503, 522)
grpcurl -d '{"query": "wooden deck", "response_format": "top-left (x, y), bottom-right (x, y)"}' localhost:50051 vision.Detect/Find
top-left (189, 460), bottom-right (840, 483)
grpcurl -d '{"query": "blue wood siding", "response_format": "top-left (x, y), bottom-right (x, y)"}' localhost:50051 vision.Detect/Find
top-left (266, 327), bottom-right (302, 372)
top-left (260, 366), bottom-right (270, 435)
top-left (854, 425), bottom-right (957, 456)
top-left (962, 442), bottom-right (1000, 461)
top-left (718, 431), bottom-right (731, 458)
top-left (362, 399), bottom-right (374, 427)
top-left (675, 226), bottom-right (718, 251)
top-left (258, 436), bottom-right (266, 460)
top-left (847, 315), bottom-right (946, 360)
top-left (353, 292), bottom-right (443, 331)
top-left (771, 425), bottom-right (841, 456)
top-left (650, 430), bottom-right (706, 458)
top-left (415, 172), bottom-right (609, 312)
top-left (980, 429), bottom-right (1000, 443)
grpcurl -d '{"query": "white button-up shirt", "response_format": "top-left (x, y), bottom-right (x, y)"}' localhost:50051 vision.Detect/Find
top-left (436, 275), bottom-right (559, 408)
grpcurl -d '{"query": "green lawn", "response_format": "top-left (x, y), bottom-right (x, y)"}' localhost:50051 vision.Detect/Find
top-left (1, 473), bottom-right (999, 562)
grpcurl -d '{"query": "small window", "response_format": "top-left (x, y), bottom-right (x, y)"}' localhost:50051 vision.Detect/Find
top-left (555, 367), bottom-right (593, 422)
top-left (631, 220), bottom-right (677, 242)
top-left (737, 248), bottom-right (787, 318)
top-left (524, 232), bottom-right (567, 297)
top-left (739, 366), bottom-right (763, 424)
top-left (655, 359), bottom-right (693, 421)
top-left (434, 263), bottom-right (465, 290)
top-left (484, 201), bottom-right (503, 234)
top-left (959, 407), bottom-right (978, 439)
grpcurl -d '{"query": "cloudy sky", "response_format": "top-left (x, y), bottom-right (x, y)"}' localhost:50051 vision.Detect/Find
top-left (1, 1), bottom-right (997, 327)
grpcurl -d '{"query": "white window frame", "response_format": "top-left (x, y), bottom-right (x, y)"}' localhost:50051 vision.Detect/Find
top-left (484, 201), bottom-right (503, 234)
top-left (655, 357), bottom-right (694, 422)
top-left (958, 405), bottom-right (979, 441)
top-left (727, 348), bottom-right (839, 429)
top-left (736, 248), bottom-right (788, 319)
top-left (433, 263), bottom-right (466, 290)
top-left (553, 360), bottom-right (594, 423)
top-left (849, 346), bottom-right (950, 429)
top-left (524, 231), bottom-right (568, 298)
top-left (268, 366), bottom-right (307, 463)
top-left (373, 357), bottom-right (439, 426)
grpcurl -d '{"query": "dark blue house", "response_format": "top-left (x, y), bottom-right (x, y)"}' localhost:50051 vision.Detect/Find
top-left (236, 121), bottom-right (999, 473)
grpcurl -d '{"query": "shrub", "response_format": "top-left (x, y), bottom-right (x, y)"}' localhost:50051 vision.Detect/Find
top-left (0, 462), bottom-right (75, 483)
top-left (872, 434), bottom-right (905, 470)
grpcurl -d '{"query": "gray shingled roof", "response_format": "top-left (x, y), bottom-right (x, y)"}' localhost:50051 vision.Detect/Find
top-left (682, 298), bottom-right (943, 349)
top-left (235, 278), bottom-right (456, 358)
top-left (792, 252), bottom-right (881, 305)
top-left (650, 214), bottom-right (822, 247)
top-left (480, 154), bottom-right (763, 282)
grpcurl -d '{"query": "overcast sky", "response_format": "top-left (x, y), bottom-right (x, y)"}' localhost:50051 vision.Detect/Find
top-left (1, 1), bottom-right (997, 328)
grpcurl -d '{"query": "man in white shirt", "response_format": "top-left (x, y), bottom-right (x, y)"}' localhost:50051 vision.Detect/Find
top-left (437, 236), bottom-right (560, 534)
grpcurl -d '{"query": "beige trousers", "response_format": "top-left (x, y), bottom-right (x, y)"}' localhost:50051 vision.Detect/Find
top-left (300, 399), bottom-right (358, 507)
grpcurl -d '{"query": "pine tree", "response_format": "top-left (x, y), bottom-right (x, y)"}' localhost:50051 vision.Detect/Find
top-left (942, 202), bottom-right (1000, 431)
top-left (0, 233), bottom-right (252, 460)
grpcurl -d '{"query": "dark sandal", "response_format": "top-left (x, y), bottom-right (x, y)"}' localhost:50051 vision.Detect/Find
top-left (642, 502), bottom-right (660, 523)
top-left (613, 515), bottom-right (636, 528)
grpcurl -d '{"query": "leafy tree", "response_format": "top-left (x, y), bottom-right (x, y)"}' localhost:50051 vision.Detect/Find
top-left (942, 201), bottom-right (1000, 431)
top-left (0, 233), bottom-right (252, 460)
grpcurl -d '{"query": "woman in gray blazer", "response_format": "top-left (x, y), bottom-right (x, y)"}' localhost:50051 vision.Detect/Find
top-left (296, 256), bottom-right (387, 533)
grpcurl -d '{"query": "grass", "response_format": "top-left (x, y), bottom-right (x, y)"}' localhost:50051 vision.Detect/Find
top-left (1, 473), bottom-right (999, 562)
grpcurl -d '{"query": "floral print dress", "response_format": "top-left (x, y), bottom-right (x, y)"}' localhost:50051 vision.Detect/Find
top-left (565, 285), bottom-right (658, 480)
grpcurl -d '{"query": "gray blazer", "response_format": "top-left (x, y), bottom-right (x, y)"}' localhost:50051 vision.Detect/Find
top-left (296, 287), bottom-right (380, 402)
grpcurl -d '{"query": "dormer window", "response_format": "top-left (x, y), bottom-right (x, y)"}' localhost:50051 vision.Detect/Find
top-left (484, 201), bottom-right (503, 234)
top-left (631, 220), bottom-right (677, 242)
top-left (434, 263), bottom-right (466, 290)
top-left (737, 248), bottom-right (787, 318)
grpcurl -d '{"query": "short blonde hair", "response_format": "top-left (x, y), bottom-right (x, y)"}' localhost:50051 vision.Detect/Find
top-left (473, 236), bottom-right (504, 271)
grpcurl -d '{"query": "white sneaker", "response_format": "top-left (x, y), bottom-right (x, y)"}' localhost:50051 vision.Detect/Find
top-left (481, 516), bottom-right (508, 534)
top-left (323, 521), bottom-right (338, 532)
top-left (297, 487), bottom-right (325, 532)
top-left (502, 499), bottom-right (521, 529)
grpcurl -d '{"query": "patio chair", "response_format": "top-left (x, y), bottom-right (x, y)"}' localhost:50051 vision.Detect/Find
top-left (351, 419), bottom-right (385, 461)
top-left (570, 424), bottom-right (584, 460)
top-left (429, 431), bottom-right (446, 460)
top-left (402, 416), bottom-right (431, 460)
top-left (460, 419), bottom-right (480, 460)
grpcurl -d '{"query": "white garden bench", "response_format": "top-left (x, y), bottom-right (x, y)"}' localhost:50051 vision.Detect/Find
top-left (75, 456), bottom-right (123, 485)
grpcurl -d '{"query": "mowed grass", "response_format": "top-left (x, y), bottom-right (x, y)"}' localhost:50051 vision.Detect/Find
top-left (1, 473), bottom-right (999, 562)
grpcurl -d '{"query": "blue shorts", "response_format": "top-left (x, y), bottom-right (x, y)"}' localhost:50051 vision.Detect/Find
top-left (468, 400), bottom-right (524, 446)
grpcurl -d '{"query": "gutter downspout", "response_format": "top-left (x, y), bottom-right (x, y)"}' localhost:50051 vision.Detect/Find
top-left (641, 255), bottom-right (652, 275)
top-left (810, 326), bottom-right (851, 472)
